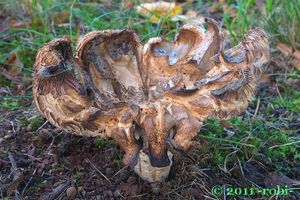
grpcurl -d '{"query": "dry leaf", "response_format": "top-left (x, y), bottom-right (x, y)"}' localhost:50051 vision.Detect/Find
top-left (3, 52), bottom-right (23, 75)
top-left (53, 10), bottom-right (70, 25)
top-left (10, 20), bottom-right (29, 29)
top-left (277, 43), bottom-right (300, 71)
top-left (0, 52), bottom-right (25, 85)
top-left (210, 0), bottom-right (237, 14)
top-left (277, 43), bottom-right (300, 60)
top-left (259, 73), bottom-right (271, 83)
top-left (292, 59), bottom-right (300, 71)
top-left (220, 120), bottom-right (231, 128)
top-left (136, 1), bottom-right (182, 23)
top-left (186, 10), bottom-right (197, 18)
top-left (123, 0), bottom-right (135, 9)
top-left (171, 10), bottom-right (205, 26)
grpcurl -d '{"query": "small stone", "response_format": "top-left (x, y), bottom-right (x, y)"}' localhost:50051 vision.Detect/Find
top-left (107, 191), bottom-right (113, 196)
top-left (105, 168), bottom-right (114, 177)
top-left (26, 125), bottom-right (32, 132)
top-left (39, 129), bottom-right (50, 135)
top-left (66, 186), bottom-right (77, 198)
top-left (4, 134), bottom-right (13, 140)
top-left (151, 183), bottom-right (160, 194)
top-left (78, 186), bottom-right (84, 192)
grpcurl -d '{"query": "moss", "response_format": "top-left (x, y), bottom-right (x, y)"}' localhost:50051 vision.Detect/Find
top-left (20, 116), bottom-right (44, 131)
top-left (1, 96), bottom-right (20, 111)
top-left (29, 116), bottom-right (44, 131)
top-left (74, 171), bottom-right (84, 181)
top-left (205, 119), bottom-right (224, 134)
top-left (265, 131), bottom-right (297, 163)
top-left (270, 90), bottom-right (300, 113)
top-left (94, 137), bottom-right (108, 149)
top-left (0, 77), bottom-right (13, 87)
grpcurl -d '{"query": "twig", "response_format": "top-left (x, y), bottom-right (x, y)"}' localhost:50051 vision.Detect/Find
top-left (111, 166), bottom-right (128, 179)
top-left (0, 69), bottom-right (22, 84)
top-left (14, 190), bottom-right (22, 200)
top-left (236, 156), bottom-right (245, 178)
top-left (129, 193), bottom-right (148, 198)
top-left (186, 153), bottom-right (196, 162)
top-left (166, 183), bottom-right (192, 194)
top-left (43, 181), bottom-right (70, 200)
top-left (253, 97), bottom-right (260, 118)
top-left (57, 183), bottom-right (70, 200)
top-left (46, 135), bottom-right (56, 151)
top-left (21, 169), bottom-right (37, 195)
top-left (10, 120), bottom-right (16, 133)
top-left (8, 152), bottom-right (22, 180)
top-left (275, 84), bottom-right (283, 102)
top-left (36, 120), bottom-right (49, 132)
top-left (7, 152), bottom-right (23, 198)
top-left (15, 152), bottom-right (42, 162)
top-left (85, 158), bottom-right (112, 185)
top-left (269, 140), bottom-right (300, 149)
top-left (201, 135), bottom-right (255, 147)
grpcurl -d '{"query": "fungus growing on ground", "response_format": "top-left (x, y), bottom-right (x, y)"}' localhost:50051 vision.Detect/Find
top-left (33, 18), bottom-right (269, 182)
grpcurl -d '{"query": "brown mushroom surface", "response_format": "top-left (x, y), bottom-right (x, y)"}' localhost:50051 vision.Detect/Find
top-left (33, 18), bottom-right (269, 182)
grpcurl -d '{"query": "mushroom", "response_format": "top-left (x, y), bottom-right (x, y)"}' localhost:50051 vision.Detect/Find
top-left (33, 18), bottom-right (269, 182)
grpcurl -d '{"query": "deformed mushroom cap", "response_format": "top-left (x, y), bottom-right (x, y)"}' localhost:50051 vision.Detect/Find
top-left (33, 18), bottom-right (269, 182)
